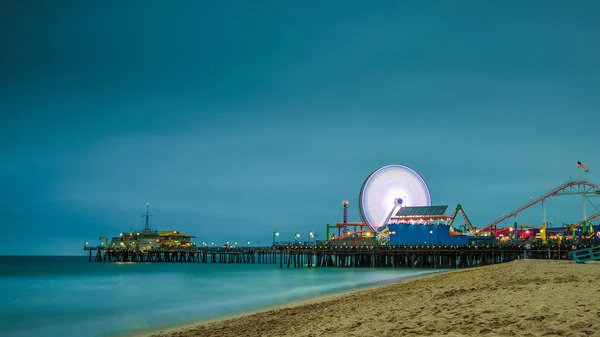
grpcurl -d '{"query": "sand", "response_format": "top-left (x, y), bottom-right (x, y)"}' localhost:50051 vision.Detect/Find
top-left (147, 260), bottom-right (600, 337)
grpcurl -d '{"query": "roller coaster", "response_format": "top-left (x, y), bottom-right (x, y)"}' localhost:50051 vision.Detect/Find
top-left (428, 180), bottom-right (600, 243)
top-left (480, 179), bottom-right (600, 243)
top-left (428, 180), bottom-right (600, 241)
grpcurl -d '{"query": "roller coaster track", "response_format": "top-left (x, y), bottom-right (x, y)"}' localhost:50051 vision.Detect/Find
top-left (541, 212), bottom-right (600, 234)
top-left (573, 213), bottom-right (600, 228)
top-left (574, 211), bottom-right (600, 228)
top-left (482, 180), bottom-right (600, 231)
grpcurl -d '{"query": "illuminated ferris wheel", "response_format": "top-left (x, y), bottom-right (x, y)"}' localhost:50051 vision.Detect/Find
top-left (359, 164), bottom-right (432, 230)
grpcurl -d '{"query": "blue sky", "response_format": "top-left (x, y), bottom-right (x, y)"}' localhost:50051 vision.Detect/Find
top-left (1, 1), bottom-right (599, 255)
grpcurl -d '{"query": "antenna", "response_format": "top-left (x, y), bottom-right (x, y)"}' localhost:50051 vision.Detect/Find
top-left (141, 203), bottom-right (153, 231)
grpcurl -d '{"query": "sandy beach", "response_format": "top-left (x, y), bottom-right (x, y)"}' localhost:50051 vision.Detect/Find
top-left (147, 260), bottom-right (600, 337)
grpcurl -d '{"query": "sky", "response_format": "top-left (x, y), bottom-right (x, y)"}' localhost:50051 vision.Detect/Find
top-left (1, 0), bottom-right (599, 255)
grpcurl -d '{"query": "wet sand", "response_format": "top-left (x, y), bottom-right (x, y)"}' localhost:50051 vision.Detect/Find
top-left (147, 260), bottom-right (600, 337)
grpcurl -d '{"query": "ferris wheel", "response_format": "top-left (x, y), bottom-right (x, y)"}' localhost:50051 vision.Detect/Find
top-left (359, 164), bottom-right (432, 230)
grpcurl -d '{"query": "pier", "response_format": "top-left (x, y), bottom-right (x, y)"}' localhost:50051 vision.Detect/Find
top-left (84, 246), bottom-right (279, 264)
top-left (83, 243), bottom-right (588, 268)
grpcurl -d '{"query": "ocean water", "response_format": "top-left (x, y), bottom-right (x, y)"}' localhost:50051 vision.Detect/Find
top-left (0, 256), bottom-right (442, 337)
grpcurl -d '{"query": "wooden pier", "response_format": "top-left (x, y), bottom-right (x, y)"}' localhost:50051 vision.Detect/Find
top-left (83, 244), bottom-right (586, 268)
top-left (84, 246), bottom-right (279, 264)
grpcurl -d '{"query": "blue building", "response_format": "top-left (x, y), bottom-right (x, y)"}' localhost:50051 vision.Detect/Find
top-left (387, 205), bottom-right (487, 246)
top-left (388, 223), bottom-right (469, 246)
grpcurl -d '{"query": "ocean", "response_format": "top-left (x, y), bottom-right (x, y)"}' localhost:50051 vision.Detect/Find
top-left (0, 256), bottom-right (442, 337)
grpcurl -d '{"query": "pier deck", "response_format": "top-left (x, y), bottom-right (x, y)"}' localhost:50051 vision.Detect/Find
top-left (83, 244), bottom-right (582, 268)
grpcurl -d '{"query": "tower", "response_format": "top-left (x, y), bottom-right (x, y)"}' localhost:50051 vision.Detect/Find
top-left (343, 201), bottom-right (349, 234)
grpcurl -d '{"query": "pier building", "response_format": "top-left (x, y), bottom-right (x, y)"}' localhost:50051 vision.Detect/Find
top-left (106, 204), bottom-right (195, 250)
top-left (158, 231), bottom-right (195, 247)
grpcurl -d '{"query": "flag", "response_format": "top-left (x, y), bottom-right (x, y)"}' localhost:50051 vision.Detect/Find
top-left (577, 161), bottom-right (590, 173)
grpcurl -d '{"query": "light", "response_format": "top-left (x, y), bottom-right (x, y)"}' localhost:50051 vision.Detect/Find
top-left (247, 241), bottom-right (250, 245)
top-left (429, 230), bottom-right (433, 234)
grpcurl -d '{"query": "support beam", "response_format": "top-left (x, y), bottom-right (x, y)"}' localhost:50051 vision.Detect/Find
top-left (542, 199), bottom-right (547, 244)
top-left (583, 194), bottom-right (587, 234)
top-left (514, 214), bottom-right (518, 245)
